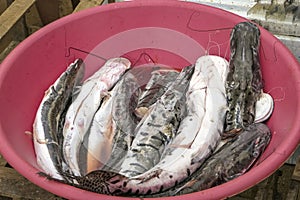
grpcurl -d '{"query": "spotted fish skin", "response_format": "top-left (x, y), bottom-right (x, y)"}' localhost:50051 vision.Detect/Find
top-left (101, 71), bottom-right (141, 172)
top-left (135, 69), bottom-right (179, 118)
top-left (69, 125), bottom-right (270, 196)
top-left (33, 59), bottom-right (85, 180)
top-left (150, 123), bottom-right (271, 197)
top-left (119, 65), bottom-right (195, 177)
top-left (104, 55), bottom-right (229, 195)
top-left (70, 57), bottom-right (228, 196)
top-left (223, 22), bottom-right (263, 138)
top-left (85, 72), bottom-right (140, 174)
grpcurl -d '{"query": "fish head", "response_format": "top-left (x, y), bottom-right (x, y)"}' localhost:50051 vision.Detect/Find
top-left (234, 123), bottom-right (271, 158)
top-left (223, 22), bottom-right (264, 135)
top-left (251, 123), bottom-right (272, 158)
top-left (230, 22), bottom-right (260, 59)
top-left (100, 57), bottom-right (132, 88)
top-left (223, 123), bottom-right (271, 180)
top-left (229, 22), bottom-right (260, 79)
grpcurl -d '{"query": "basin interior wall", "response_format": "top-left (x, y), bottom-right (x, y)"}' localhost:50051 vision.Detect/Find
top-left (0, 1), bottom-right (300, 199)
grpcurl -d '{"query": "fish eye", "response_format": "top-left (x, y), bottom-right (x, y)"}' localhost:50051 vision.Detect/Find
top-left (253, 150), bottom-right (260, 157)
top-left (230, 81), bottom-right (236, 88)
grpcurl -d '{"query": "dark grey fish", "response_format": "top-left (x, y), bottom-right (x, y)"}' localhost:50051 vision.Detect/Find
top-left (223, 22), bottom-right (263, 139)
top-left (119, 65), bottom-right (194, 177)
top-left (150, 123), bottom-right (271, 197)
top-left (101, 71), bottom-right (141, 172)
top-left (135, 69), bottom-right (179, 118)
top-left (33, 59), bottom-right (85, 180)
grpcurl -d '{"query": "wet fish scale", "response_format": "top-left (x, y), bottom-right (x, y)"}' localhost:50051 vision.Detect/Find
top-left (102, 71), bottom-right (141, 172)
top-left (119, 65), bottom-right (194, 177)
top-left (59, 56), bottom-right (270, 196)
top-left (149, 123), bottom-right (271, 197)
top-left (136, 69), bottom-right (179, 116)
top-left (223, 22), bottom-right (263, 138)
top-left (112, 72), bottom-right (140, 134)
top-left (33, 59), bottom-right (84, 180)
top-left (63, 58), bottom-right (131, 176)
top-left (110, 55), bottom-right (229, 195)
top-left (84, 92), bottom-right (115, 174)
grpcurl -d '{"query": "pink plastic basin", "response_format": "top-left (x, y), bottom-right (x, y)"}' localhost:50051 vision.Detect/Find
top-left (0, 1), bottom-right (300, 199)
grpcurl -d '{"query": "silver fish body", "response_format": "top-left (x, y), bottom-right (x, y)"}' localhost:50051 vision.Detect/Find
top-left (63, 58), bottom-right (131, 176)
top-left (223, 22), bottom-right (263, 138)
top-left (119, 65), bottom-right (195, 177)
top-left (33, 59), bottom-right (85, 180)
top-left (101, 71), bottom-right (141, 172)
top-left (85, 92), bottom-right (115, 174)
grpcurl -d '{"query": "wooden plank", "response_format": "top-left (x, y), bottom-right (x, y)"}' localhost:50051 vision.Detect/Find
top-left (0, 154), bottom-right (7, 167)
top-left (0, 0), bottom-right (8, 15)
top-left (0, 167), bottom-right (63, 199)
top-left (58, 0), bottom-right (74, 18)
top-left (251, 19), bottom-right (300, 37)
top-left (0, 17), bottom-right (26, 55)
top-left (286, 180), bottom-right (300, 200)
top-left (24, 4), bottom-right (43, 35)
top-left (0, 40), bottom-right (20, 62)
top-left (35, 0), bottom-right (59, 25)
top-left (0, 0), bottom-right (35, 40)
top-left (73, 0), bottom-right (105, 13)
top-left (254, 177), bottom-right (274, 200)
top-left (292, 156), bottom-right (300, 181)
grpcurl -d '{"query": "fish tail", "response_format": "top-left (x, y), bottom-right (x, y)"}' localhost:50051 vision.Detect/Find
top-left (74, 170), bottom-right (128, 195)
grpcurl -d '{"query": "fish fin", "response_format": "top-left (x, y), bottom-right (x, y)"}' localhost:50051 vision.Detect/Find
top-left (72, 85), bottom-right (82, 99)
top-left (24, 131), bottom-right (33, 136)
top-left (134, 105), bottom-right (154, 131)
top-left (134, 107), bottom-right (149, 119)
top-left (75, 170), bottom-right (128, 195)
top-left (131, 168), bottom-right (163, 183)
top-left (37, 171), bottom-right (73, 184)
top-left (221, 128), bottom-right (242, 139)
top-left (33, 133), bottom-right (58, 145)
top-left (173, 179), bottom-right (197, 195)
top-left (169, 143), bottom-right (192, 149)
top-left (37, 171), bottom-right (53, 179)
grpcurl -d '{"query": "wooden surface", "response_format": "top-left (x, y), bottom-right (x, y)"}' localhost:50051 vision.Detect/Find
top-left (293, 157), bottom-right (300, 182)
top-left (0, 40), bottom-right (20, 62)
top-left (0, 154), bottom-right (62, 199)
top-left (0, 0), bottom-right (7, 15)
top-left (0, 0), bottom-right (35, 40)
top-left (73, 0), bottom-right (105, 13)
top-left (230, 164), bottom-right (300, 200)
top-left (24, 3), bottom-right (43, 35)
top-left (0, 152), bottom-right (300, 199)
top-left (0, 0), bottom-right (114, 56)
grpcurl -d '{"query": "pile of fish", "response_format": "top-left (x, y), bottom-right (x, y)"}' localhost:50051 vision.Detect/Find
top-left (32, 22), bottom-right (273, 197)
